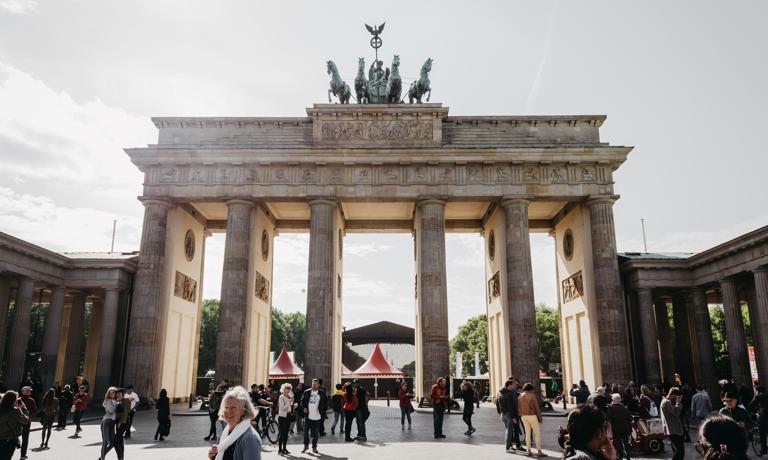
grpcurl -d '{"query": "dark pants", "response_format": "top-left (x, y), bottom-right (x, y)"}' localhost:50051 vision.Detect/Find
top-left (303, 418), bottom-right (320, 448)
top-left (73, 410), bottom-right (85, 432)
top-left (57, 407), bottom-right (70, 428)
top-left (433, 403), bottom-right (445, 436)
top-left (255, 408), bottom-right (268, 431)
top-left (758, 418), bottom-right (767, 452)
top-left (503, 413), bottom-right (521, 449)
top-left (207, 412), bottom-right (218, 437)
top-left (356, 408), bottom-right (370, 438)
top-left (20, 422), bottom-right (30, 456)
top-left (400, 407), bottom-right (412, 426)
top-left (343, 410), bottom-right (356, 440)
top-left (41, 415), bottom-right (55, 445)
top-left (462, 407), bottom-right (473, 430)
top-left (101, 419), bottom-right (116, 459)
top-left (0, 439), bottom-right (16, 460)
top-left (124, 410), bottom-right (136, 438)
top-left (278, 416), bottom-right (290, 451)
top-left (670, 434), bottom-right (685, 460)
top-left (613, 433), bottom-right (631, 460)
top-left (114, 423), bottom-right (127, 459)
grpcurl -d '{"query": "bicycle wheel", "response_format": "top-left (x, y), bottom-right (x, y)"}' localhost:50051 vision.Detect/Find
top-left (265, 420), bottom-right (279, 444)
top-left (751, 428), bottom-right (764, 457)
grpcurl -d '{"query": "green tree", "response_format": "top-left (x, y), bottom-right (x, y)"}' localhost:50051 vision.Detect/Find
top-left (196, 298), bottom-right (219, 376)
top-left (536, 304), bottom-right (561, 375)
top-left (709, 304), bottom-right (754, 380)
top-left (449, 314), bottom-right (488, 377)
top-left (270, 308), bottom-right (306, 368)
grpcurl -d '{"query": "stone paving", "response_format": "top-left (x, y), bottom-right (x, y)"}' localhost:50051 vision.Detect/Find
top-left (17, 401), bottom-right (699, 460)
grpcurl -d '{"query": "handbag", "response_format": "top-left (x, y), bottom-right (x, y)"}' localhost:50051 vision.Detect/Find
top-left (70, 405), bottom-right (76, 413)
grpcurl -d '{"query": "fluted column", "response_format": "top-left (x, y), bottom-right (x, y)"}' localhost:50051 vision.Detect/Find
top-left (0, 278), bottom-right (11, 373)
top-left (654, 299), bottom-right (675, 383)
top-left (4, 277), bottom-right (35, 388)
top-left (304, 199), bottom-right (338, 387)
top-left (751, 268), bottom-right (768, 384)
top-left (94, 288), bottom-right (121, 397)
top-left (636, 288), bottom-right (661, 384)
top-left (40, 286), bottom-right (66, 388)
top-left (501, 198), bottom-right (539, 387)
top-left (586, 196), bottom-right (631, 383)
top-left (62, 292), bottom-right (86, 383)
top-left (123, 198), bottom-right (171, 398)
top-left (691, 288), bottom-right (720, 404)
top-left (415, 199), bottom-right (449, 397)
top-left (720, 279), bottom-right (750, 386)
top-left (672, 292), bottom-right (695, 384)
top-left (215, 199), bottom-right (255, 384)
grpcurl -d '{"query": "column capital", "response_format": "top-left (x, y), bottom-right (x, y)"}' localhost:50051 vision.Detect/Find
top-left (103, 287), bottom-right (122, 293)
top-left (585, 194), bottom-right (620, 207)
top-left (719, 277), bottom-right (738, 287)
top-left (138, 197), bottom-right (173, 208)
top-left (753, 266), bottom-right (768, 275)
top-left (51, 286), bottom-right (67, 294)
top-left (500, 196), bottom-right (532, 207)
top-left (307, 197), bottom-right (338, 208)
top-left (415, 197), bottom-right (446, 208)
top-left (225, 198), bottom-right (255, 208)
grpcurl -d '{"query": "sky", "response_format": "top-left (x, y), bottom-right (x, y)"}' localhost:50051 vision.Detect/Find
top-left (1, 1), bottom-right (766, 337)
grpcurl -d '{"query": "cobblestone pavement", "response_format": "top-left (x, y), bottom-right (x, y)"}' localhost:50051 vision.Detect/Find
top-left (19, 401), bottom-right (699, 460)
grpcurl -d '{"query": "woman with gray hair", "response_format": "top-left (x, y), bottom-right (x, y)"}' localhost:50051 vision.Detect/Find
top-left (207, 386), bottom-right (262, 460)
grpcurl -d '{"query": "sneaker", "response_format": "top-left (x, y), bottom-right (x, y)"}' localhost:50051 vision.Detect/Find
top-left (463, 430), bottom-right (470, 436)
top-left (507, 448), bottom-right (516, 454)
top-left (302, 446), bottom-right (308, 453)
top-left (331, 429), bottom-right (335, 435)
top-left (439, 434), bottom-right (447, 438)
top-left (470, 428), bottom-right (476, 434)
top-left (204, 436), bottom-right (211, 441)
top-left (536, 453), bottom-right (547, 458)
top-left (408, 424), bottom-right (412, 430)
top-left (526, 451), bottom-right (533, 457)
top-left (312, 447), bottom-right (318, 454)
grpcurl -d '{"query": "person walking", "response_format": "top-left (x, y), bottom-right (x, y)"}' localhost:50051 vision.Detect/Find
top-left (342, 383), bottom-right (358, 442)
top-left (154, 389), bottom-right (171, 441)
top-left (0, 391), bottom-right (30, 460)
top-left (18, 386), bottom-right (36, 460)
top-left (473, 380), bottom-right (482, 409)
top-left (39, 388), bottom-right (58, 449)
top-left (563, 404), bottom-right (617, 460)
top-left (123, 386), bottom-right (140, 439)
top-left (398, 381), bottom-right (414, 429)
top-left (300, 379), bottom-right (327, 454)
top-left (691, 384), bottom-right (713, 427)
top-left (660, 387), bottom-right (685, 460)
top-left (748, 384), bottom-right (768, 455)
top-left (460, 380), bottom-right (476, 435)
top-left (72, 385), bottom-right (89, 436)
top-left (56, 384), bottom-right (73, 430)
top-left (606, 393), bottom-right (632, 460)
top-left (519, 382), bottom-right (546, 457)
top-left (277, 383), bottom-right (293, 455)
top-left (498, 379), bottom-right (522, 452)
top-left (330, 384), bottom-right (344, 435)
top-left (291, 382), bottom-right (306, 434)
top-left (205, 382), bottom-right (226, 441)
top-left (99, 387), bottom-right (118, 460)
top-left (353, 380), bottom-right (369, 441)
top-left (114, 388), bottom-right (131, 460)
top-left (430, 377), bottom-right (448, 439)
top-left (206, 386), bottom-right (262, 460)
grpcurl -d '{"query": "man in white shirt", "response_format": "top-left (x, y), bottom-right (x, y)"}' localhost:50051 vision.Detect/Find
top-left (124, 385), bottom-right (140, 438)
top-left (301, 378), bottom-right (328, 454)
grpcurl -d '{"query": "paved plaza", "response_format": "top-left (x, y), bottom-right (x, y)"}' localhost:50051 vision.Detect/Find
top-left (18, 401), bottom-right (702, 460)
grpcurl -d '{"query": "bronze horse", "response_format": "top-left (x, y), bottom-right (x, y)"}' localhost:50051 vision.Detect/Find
top-left (327, 60), bottom-right (351, 104)
top-left (354, 57), bottom-right (368, 104)
top-left (385, 55), bottom-right (401, 104)
top-left (408, 58), bottom-right (432, 103)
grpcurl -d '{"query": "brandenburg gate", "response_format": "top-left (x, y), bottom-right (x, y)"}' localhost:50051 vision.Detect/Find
top-left (123, 102), bottom-right (633, 399)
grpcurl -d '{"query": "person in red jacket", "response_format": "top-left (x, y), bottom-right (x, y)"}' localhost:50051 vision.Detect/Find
top-left (398, 381), bottom-right (414, 429)
top-left (72, 385), bottom-right (89, 436)
top-left (430, 377), bottom-right (448, 439)
top-left (341, 382), bottom-right (358, 442)
top-left (19, 387), bottom-right (37, 460)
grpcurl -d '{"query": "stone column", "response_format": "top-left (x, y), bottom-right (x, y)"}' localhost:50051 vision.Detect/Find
top-left (720, 279), bottom-right (751, 386)
top-left (0, 277), bottom-right (12, 373)
top-left (40, 286), bottom-right (66, 388)
top-left (123, 198), bottom-right (171, 397)
top-left (501, 198), bottom-right (539, 386)
top-left (636, 288), bottom-right (661, 384)
top-left (215, 199), bottom-right (254, 384)
top-left (654, 299), bottom-right (675, 383)
top-left (304, 199), bottom-right (338, 387)
top-left (586, 196), bottom-right (632, 383)
top-left (62, 292), bottom-right (86, 382)
top-left (691, 287), bottom-right (720, 404)
top-left (750, 268), bottom-right (768, 384)
top-left (4, 277), bottom-right (35, 388)
top-left (415, 199), bottom-right (450, 397)
top-left (94, 289), bottom-right (121, 397)
top-left (672, 292), bottom-right (695, 384)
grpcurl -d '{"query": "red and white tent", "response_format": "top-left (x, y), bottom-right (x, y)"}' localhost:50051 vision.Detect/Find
top-left (341, 363), bottom-right (356, 377)
top-left (269, 347), bottom-right (304, 379)
top-left (352, 343), bottom-right (404, 378)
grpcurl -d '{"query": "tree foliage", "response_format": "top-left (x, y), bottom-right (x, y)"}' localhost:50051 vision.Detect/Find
top-left (270, 308), bottom-right (306, 368)
top-left (196, 298), bottom-right (219, 376)
top-left (536, 304), bottom-right (561, 375)
top-left (449, 314), bottom-right (488, 377)
top-left (709, 304), bottom-right (754, 379)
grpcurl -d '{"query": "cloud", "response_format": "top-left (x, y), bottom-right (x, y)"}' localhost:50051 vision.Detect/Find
top-left (0, 0), bottom-right (38, 14)
top-left (344, 241), bottom-right (394, 257)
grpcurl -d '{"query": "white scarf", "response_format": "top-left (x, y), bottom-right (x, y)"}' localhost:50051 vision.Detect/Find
top-left (215, 418), bottom-right (252, 460)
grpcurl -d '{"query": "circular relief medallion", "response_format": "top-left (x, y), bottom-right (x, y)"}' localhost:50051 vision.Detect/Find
top-left (488, 230), bottom-right (495, 261)
top-left (261, 230), bottom-right (269, 261)
top-left (183, 230), bottom-right (195, 261)
top-left (563, 228), bottom-right (574, 261)
top-left (338, 229), bottom-right (343, 260)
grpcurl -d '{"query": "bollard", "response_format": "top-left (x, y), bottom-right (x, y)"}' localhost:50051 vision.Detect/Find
top-left (189, 393), bottom-right (193, 409)
top-left (386, 390), bottom-right (390, 406)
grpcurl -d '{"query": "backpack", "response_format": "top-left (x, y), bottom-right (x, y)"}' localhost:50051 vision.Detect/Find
top-left (649, 401), bottom-right (659, 417)
top-left (495, 394), bottom-right (504, 414)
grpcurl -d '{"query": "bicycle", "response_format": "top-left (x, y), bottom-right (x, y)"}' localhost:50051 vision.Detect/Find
top-left (253, 406), bottom-right (279, 445)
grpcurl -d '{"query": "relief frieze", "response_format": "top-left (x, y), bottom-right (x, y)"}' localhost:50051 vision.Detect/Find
top-left (174, 271), bottom-right (197, 303)
top-left (320, 120), bottom-right (433, 141)
top-left (562, 271), bottom-right (584, 303)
